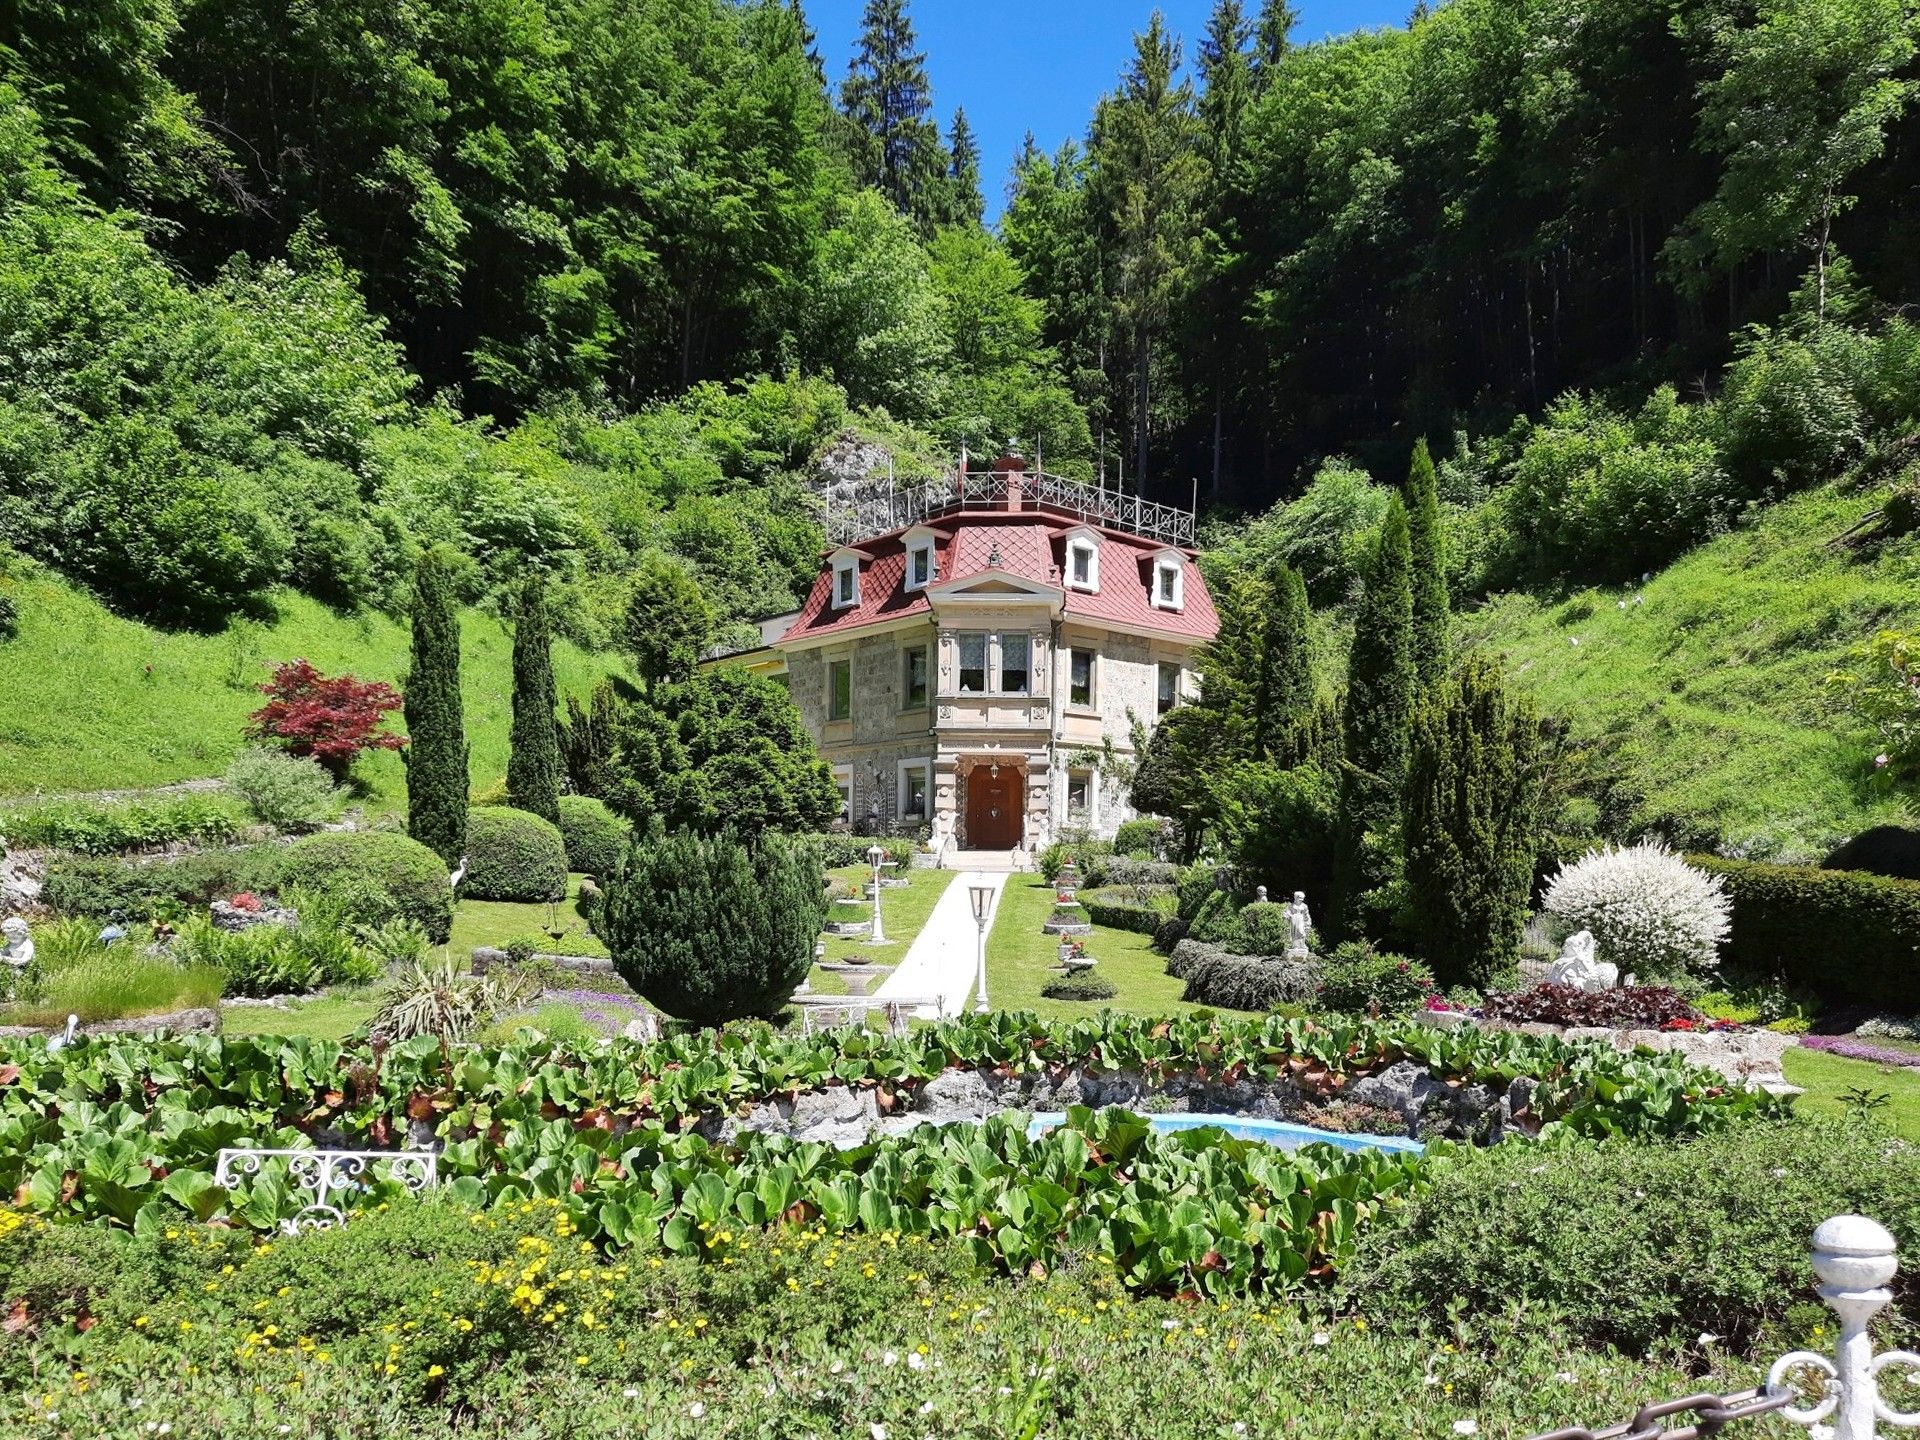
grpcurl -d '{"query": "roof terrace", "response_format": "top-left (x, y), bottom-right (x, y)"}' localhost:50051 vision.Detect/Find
top-left (824, 459), bottom-right (1197, 550)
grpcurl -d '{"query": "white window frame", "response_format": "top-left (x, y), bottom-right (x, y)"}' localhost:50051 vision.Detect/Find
top-left (903, 527), bottom-right (937, 593)
top-left (956, 632), bottom-right (988, 695)
top-left (830, 549), bottom-right (862, 610)
top-left (897, 759), bottom-right (932, 822)
top-left (832, 765), bottom-right (853, 825)
top-left (1064, 527), bottom-right (1100, 593)
top-left (1065, 768), bottom-right (1094, 822)
top-left (1151, 552), bottom-right (1184, 611)
top-left (997, 631), bottom-right (1032, 696)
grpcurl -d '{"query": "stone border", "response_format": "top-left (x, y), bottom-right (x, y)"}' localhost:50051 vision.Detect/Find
top-left (0, 1006), bottom-right (220, 1040)
top-left (1419, 1009), bottom-right (1796, 1091)
top-left (470, 946), bottom-right (618, 982)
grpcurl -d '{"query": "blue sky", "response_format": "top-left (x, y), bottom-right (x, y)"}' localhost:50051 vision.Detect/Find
top-left (807, 1), bottom-right (1409, 222)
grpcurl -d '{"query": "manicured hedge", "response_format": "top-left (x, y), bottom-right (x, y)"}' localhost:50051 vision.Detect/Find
top-left (1086, 855), bottom-right (1180, 887)
top-left (1689, 854), bottom-right (1920, 1009)
top-left (463, 806), bottom-right (569, 902)
top-left (555, 795), bottom-right (630, 878)
top-left (275, 830), bottom-right (454, 941)
top-left (1167, 939), bottom-right (1320, 1011)
top-left (1082, 888), bottom-right (1171, 935)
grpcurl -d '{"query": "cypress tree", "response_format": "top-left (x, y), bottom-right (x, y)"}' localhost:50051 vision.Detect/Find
top-left (1252, 560), bottom-right (1314, 764)
top-left (945, 107), bottom-right (984, 226)
top-left (1330, 497), bottom-right (1414, 937)
top-left (1406, 437), bottom-right (1451, 687)
top-left (1402, 654), bottom-right (1542, 987)
top-left (506, 574), bottom-right (561, 825)
top-left (403, 547), bottom-right (469, 867)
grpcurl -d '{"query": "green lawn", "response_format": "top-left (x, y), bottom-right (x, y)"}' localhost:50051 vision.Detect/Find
top-left (219, 991), bottom-right (380, 1040)
top-left (449, 874), bottom-right (609, 959)
top-left (0, 572), bottom-right (620, 813)
top-left (985, 874), bottom-right (1212, 1023)
top-left (809, 864), bottom-right (952, 996)
top-left (1783, 1046), bottom-right (1920, 1141)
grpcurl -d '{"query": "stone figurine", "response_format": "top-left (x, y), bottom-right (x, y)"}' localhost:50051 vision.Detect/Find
top-left (2, 916), bottom-right (31, 972)
top-left (1544, 928), bottom-right (1618, 993)
top-left (1285, 892), bottom-right (1312, 960)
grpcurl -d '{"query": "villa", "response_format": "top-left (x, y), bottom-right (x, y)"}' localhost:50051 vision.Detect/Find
top-left (722, 450), bottom-right (1219, 855)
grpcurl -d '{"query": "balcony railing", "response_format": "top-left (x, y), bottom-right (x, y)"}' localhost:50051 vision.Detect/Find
top-left (825, 467), bottom-right (1196, 549)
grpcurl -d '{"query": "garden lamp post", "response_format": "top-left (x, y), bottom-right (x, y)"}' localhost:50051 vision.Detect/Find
top-left (969, 883), bottom-right (994, 1014)
top-left (866, 844), bottom-right (888, 945)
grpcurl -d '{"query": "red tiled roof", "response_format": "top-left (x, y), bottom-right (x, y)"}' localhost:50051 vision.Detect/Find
top-left (779, 508), bottom-right (1218, 645)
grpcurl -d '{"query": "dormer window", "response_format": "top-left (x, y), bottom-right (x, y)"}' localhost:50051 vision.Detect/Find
top-left (830, 549), bottom-right (862, 609)
top-left (1151, 553), bottom-right (1184, 611)
top-left (1064, 527), bottom-right (1100, 593)
top-left (903, 528), bottom-right (937, 592)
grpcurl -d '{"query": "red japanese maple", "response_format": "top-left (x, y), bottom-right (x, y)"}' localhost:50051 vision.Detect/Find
top-left (246, 659), bottom-right (405, 781)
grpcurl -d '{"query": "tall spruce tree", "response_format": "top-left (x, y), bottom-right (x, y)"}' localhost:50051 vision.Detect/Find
top-left (1405, 438), bottom-right (1451, 687)
top-left (945, 107), bottom-right (984, 226)
top-left (839, 0), bottom-right (946, 229)
top-left (1252, 0), bottom-right (1299, 86)
top-left (403, 547), bottom-right (469, 867)
top-left (1252, 560), bottom-right (1314, 764)
top-left (1402, 654), bottom-right (1542, 987)
top-left (1330, 497), bottom-right (1415, 937)
top-left (506, 574), bottom-right (561, 824)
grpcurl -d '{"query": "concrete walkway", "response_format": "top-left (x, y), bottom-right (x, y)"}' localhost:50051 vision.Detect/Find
top-left (872, 870), bottom-right (1008, 1019)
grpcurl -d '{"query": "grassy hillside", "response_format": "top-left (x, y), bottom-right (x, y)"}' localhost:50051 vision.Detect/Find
top-left (1473, 484), bottom-right (1920, 860)
top-left (0, 571), bottom-right (622, 813)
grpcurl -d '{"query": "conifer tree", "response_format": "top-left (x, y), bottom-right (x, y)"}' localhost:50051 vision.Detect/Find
top-left (840, 0), bottom-right (947, 229)
top-left (403, 547), bottom-right (469, 867)
top-left (1402, 654), bottom-right (1542, 987)
top-left (945, 107), bottom-right (984, 226)
top-left (1252, 560), bottom-right (1314, 764)
top-left (1405, 437), bottom-right (1451, 687)
top-left (1330, 497), bottom-right (1414, 937)
top-left (506, 573), bottom-right (561, 824)
top-left (1198, 0), bottom-right (1254, 172)
top-left (1253, 0), bottom-right (1299, 85)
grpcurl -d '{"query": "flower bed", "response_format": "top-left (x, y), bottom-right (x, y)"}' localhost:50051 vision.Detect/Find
top-left (1797, 1033), bottom-right (1920, 1069)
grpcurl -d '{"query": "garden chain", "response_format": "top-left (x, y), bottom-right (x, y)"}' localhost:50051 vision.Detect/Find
top-left (1526, 1387), bottom-right (1795, 1440)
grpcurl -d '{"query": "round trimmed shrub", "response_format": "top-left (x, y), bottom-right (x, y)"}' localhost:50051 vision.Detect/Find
top-left (273, 831), bottom-right (453, 941)
top-left (1236, 901), bottom-right (1292, 957)
top-left (556, 795), bottom-right (631, 879)
top-left (464, 806), bottom-right (569, 902)
top-left (1041, 973), bottom-right (1118, 1001)
top-left (1543, 840), bottom-right (1731, 978)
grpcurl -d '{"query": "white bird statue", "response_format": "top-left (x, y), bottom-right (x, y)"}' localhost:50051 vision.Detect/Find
top-left (46, 1014), bottom-right (78, 1053)
top-left (449, 856), bottom-right (469, 891)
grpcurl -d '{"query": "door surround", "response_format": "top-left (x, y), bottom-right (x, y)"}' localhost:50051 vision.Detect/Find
top-left (958, 754), bottom-right (1027, 850)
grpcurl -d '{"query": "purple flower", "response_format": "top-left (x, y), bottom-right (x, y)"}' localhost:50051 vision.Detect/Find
top-left (1799, 1034), bottom-right (1920, 1070)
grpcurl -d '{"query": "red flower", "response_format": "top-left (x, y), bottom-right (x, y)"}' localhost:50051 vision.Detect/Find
top-left (229, 892), bottom-right (262, 912)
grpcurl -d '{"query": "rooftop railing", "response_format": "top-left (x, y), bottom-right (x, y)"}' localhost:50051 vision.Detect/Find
top-left (825, 467), bottom-right (1196, 549)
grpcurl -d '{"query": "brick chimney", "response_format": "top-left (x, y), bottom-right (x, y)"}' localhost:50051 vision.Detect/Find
top-left (995, 444), bottom-right (1027, 513)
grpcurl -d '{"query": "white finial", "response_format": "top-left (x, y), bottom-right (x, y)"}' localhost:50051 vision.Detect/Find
top-left (1768, 1215), bottom-right (1916, 1440)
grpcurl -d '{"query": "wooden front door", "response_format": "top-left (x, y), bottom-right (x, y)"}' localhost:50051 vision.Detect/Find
top-left (965, 766), bottom-right (1024, 849)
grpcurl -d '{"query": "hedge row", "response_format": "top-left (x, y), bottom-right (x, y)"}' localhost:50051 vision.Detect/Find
top-left (1082, 890), bottom-right (1169, 936)
top-left (1167, 939), bottom-right (1321, 1012)
top-left (1690, 855), bottom-right (1920, 1009)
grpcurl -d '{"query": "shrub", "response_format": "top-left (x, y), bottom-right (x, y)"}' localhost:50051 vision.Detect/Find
top-left (245, 658), bottom-right (404, 782)
top-left (1167, 939), bottom-right (1320, 1011)
top-left (812, 834), bottom-right (917, 871)
top-left (1183, 889), bottom-right (1246, 948)
top-left (40, 847), bottom-right (278, 919)
top-left (1543, 841), bottom-right (1731, 979)
top-left (273, 831), bottom-right (453, 941)
top-left (1341, 1118), bottom-right (1920, 1353)
top-left (1716, 321), bottom-right (1871, 497)
top-left (1086, 855), bottom-right (1181, 888)
top-left (1236, 901), bottom-right (1293, 957)
top-left (1111, 818), bottom-right (1163, 858)
top-left (462, 806), bottom-right (568, 902)
top-left (171, 909), bottom-right (377, 998)
top-left (1689, 855), bottom-right (1920, 1009)
top-left (1826, 629), bottom-right (1920, 782)
top-left (1040, 973), bottom-right (1119, 1001)
top-left (372, 953), bottom-right (537, 1044)
top-left (1037, 835), bottom-right (1113, 884)
top-left (1316, 941), bottom-right (1436, 1016)
top-left (0, 794), bottom-right (239, 854)
top-left (1480, 983), bottom-right (1701, 1028)
top-left (1081, 889), bottom-right (1172, 936)
top-left (555, 796), bottom-right (630, 878)
top-left (223, 747), bottom-right (341, 832)
top-left (600, 829), bottom-right (825, 1025)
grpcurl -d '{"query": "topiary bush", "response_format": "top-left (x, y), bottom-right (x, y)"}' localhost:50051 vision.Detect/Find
top-left (1184, 889), bottom-right (1247, 948)
top-left (1236, 901), bottom-right (1293, 957)
top-left (1111, 818), bottom-right (1163, 858)
top-left (224, 746), bottom-right (342, 833)
top-left (556, 796), bottom-right (631, 879)
top-left (273, 831), bottom-right (453, 941)
top-left (462, 806), bottom-right (569, 902)
top-left (1166, 939), bottom-right (1319, 1011)
top-left (600, 828), bottom-right (825, 1026)
top-left (1040, 972), bottom-right (1119, 1002)
top-left (1316, 941), bottom-right (1436, 1016)
top-left (1543, 841), bottom-right (1731, 979)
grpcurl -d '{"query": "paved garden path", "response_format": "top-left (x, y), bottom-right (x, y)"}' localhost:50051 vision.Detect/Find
top-left (873, 870), bottom-right (1008, 1019)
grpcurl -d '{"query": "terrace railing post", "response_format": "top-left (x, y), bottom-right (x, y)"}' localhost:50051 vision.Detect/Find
top-left (1769, 1216), bottom-right (1920, 1440)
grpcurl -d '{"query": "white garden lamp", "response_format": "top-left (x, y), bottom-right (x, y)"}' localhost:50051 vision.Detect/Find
top-left (865, 844), bottom-right (888, 945)
top-left (969, 882), bottom-right (994, 1014)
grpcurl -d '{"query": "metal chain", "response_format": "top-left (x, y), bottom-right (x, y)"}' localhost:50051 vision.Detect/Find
top-left (1526, 1386), bottom-right (1797, 1440)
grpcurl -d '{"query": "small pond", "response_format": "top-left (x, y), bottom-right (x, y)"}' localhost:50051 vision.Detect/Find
top-left (1024, 1111), bottom-right (1427, 1156)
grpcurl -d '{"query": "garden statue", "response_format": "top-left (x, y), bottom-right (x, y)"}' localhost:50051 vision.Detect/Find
top-left (1285, 892), bottom-right (1312, 960)
top-left (1545, 928), bottom-right (1618, 993)
top-left (1, 916), bottom-right (31, 972)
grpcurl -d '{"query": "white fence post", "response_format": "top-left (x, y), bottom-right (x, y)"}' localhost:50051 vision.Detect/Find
top-left (1769, 1216), bottom-right (1920, 1439)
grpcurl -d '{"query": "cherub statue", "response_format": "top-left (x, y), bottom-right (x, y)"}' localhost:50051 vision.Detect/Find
top-left (2, 916), bottom-right (32, 972)
top-left (1544, 929), bottom-right (1618, 993)
top-left (1285, 892), bottom-right (1312, 960)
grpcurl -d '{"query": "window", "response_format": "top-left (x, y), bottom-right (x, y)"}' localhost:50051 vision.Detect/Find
top-left (1066, 771), bottom-right (1091, 820)
top-left (906, 539), bottom-right (935, 591)
top-left (998, 632), bottom-right (1030, 694)
top-left (958, 633), bottom-right (987, 694)
top-left (902, 645), bottom-right (929, 708)
top-left (832, 766), bottom-right (852, 824)
top-left (1068, 649), bottom-right (1095, 707)
top-left (827, 659), bottom-right (852, 721)
top-left (1066, 535), bottom-right (1099, 592)
top-left (832, 556), bottom-right (860, 609)
top-left (1157, 661), bottom-right (1180, 716)
top-left (1152, 556), bottom-right (1183, 610)
top-left (898, 761), bottom-right (930, 820)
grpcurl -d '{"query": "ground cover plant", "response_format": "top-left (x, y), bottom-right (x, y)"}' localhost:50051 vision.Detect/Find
top-left (0, 793), bottom-right (241, 854)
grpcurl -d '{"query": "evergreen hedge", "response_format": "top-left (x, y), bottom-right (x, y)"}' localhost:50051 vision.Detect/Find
top-left (1081, 891), bottom-right (1169, 936)
top-left (1689, 855), bottom-right (1920, 1009)
top-left (463, 806), bottom-right (569, 902)
top-left (506, 576), bottom-right (562, 825)
top-left (404, 548), bottom-right (469, 867)
top-left (600, 829), bottom-right (825, 1025)
top-left (1166, 940), bottom-right (1320, 1011)
top-left (556, 795), bottom-right (631, 878)
top-left (274, 831), bottom-right (454, 941)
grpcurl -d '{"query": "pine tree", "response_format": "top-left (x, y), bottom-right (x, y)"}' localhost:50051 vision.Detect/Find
top-left (1330, 497), bottom-right (1414, 937)
top-left (1253, 0), bottom-right (1299, 88)
top-left (1198, 0), bottom-right (1254, 173)
top-left (839, 0), bottom-right (947, 229)
top-left (506, 574), bottom-right (561, 824)
top-left (944, 107), bottom-right (984, 226)
top-left (1405, 438), bottom-right (1451, 687)
top-left (624, 554), bottom-right (714, 695)
top-left (403, 547), bottom-right (469, 868)
top-left (1253, 560), bottom-right (1315, 763)
top-left (1403, 654), bottom-right (1542, 987)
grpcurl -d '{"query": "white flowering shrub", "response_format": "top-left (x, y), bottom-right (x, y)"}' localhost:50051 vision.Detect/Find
top-left (1542, 840), bottom-right (1731, 977)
